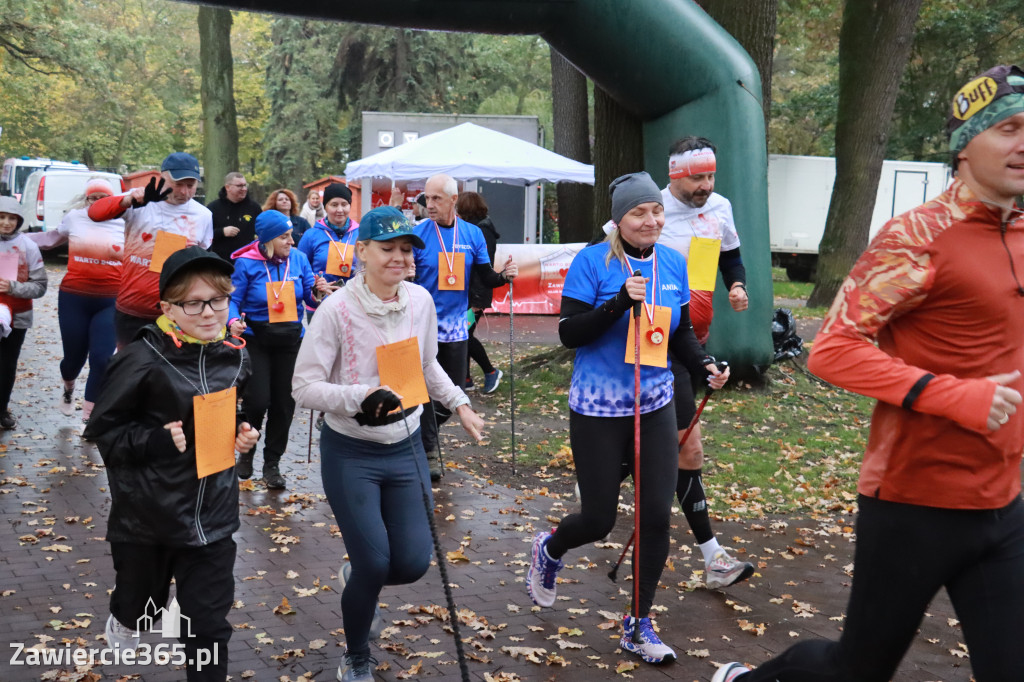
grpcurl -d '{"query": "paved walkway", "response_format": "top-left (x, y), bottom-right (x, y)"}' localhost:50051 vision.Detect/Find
top-left (0, 269), bottom-right (975, 681)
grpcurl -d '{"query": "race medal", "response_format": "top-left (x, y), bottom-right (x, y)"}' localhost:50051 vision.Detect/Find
top-left (193, 386), bottom-right (237, 479)
top-left (148, 231), bottom-right (188, 273)
top-left (265, 280), bottom-right (297, 323)
top-left (687, 237), bottom-right (721, 292)
top-left (326, 241), bottom-right (354, 277)
top-left (376, 337), bottom-right (430, 407)
top-left (625, 305), bottom-right (672, 368)
top-left (438, 252), bottom-right (466, 291)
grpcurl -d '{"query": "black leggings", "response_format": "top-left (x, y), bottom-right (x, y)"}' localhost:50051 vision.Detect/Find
top-left (743, 495), bottom-right (1024, 682)
top-left (467, 316), bottom-right (494, 375)
top-left (0, 328), bottom-right (27, 413)
top-left (240, 333), bottom-right (300, 467)
top-left (547, 403), bottom-right (678, 616)
top-left (419, 340), bottom-right (467, 454)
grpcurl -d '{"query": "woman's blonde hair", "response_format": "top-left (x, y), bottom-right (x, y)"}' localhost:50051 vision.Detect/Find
top-left (603, 225), bottom-right (628, 267)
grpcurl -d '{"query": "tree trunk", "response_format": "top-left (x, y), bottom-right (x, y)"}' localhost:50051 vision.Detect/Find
top-left (550, 49), bottom-right (593, 244)
top-left (807, 0), bottom-right (923, 307)
top-left (592, 86), bottom-right (643, 240)
top-left (695, 0), bottom-right (778, 136)
top-left (198, 6), bottom-right (240, 193)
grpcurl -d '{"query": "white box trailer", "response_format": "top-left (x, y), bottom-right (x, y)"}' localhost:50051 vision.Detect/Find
top-left (768, 154), bottom-right (951, 281)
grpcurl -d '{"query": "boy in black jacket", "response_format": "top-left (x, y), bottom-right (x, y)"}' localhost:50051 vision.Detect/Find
top-left (85, 247), bottom-right (258, 681)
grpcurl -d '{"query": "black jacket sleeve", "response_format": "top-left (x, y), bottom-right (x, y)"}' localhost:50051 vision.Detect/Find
top-left (719, 246), bottom-right (746, 289)
top-left (472, 262), bottom-right (509, 289)
top-left (558, 286), bottom-right (634, 349)
top-left (82, 346), bottom-right (180, 467)
top-left (669, 303), bottom-right (714, 378)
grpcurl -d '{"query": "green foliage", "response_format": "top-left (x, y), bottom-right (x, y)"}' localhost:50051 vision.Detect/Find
top-left (888, 0), bottom-right (1024, 162)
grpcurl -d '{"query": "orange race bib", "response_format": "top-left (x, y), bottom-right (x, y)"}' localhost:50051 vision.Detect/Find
top-left (376, 337), bottom-right (430, 407)
top-left (194, 386), bottom-right (237, 478)
top-left (438, 252), bottom-right (466, 291)
top-left (148, 232), bottom-right (188, 273)
top-left (326, 241), bottom-right (354, 278)
top-left (265, 280), bottom-right (297, 323)
top-left (624, 304), bottom-right (672, 368)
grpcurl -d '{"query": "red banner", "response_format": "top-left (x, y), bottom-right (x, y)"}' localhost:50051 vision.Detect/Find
top-left (488, 243), bottom-right (587, 315)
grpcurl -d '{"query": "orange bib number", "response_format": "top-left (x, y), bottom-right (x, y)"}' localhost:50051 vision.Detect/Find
top-left (148, 232), bottom-right (188, 273)
top-left (265, 280), bottom-right (297, 323)
top-left (438, 252), bottom-right (466, 291)
top-left (193, 386), bottom-right (237, 479)
top-left (376, 337), bottom-right (429, 407)
top-left (326, 243), bottom-right (353, 277)
top-left (624, 304), bottom-right (672, 368)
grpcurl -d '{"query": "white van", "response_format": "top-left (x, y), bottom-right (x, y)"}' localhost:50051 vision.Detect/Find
top-left (19, 169), bottom-right (125, 232)
top-left (0, 158), bottom-right (90, 201)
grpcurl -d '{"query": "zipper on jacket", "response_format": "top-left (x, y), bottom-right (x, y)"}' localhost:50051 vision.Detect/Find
top-left (195, 345), bottom-right (209, 545)
top-left (998, 219), bottom-right (1024, 296)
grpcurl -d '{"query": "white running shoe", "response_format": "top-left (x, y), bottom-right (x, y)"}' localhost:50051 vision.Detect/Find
top-left (620, 616), bottom-right (676, 664)
top-left (104, 614), bottom-right (140, 651)
top-left (705, 549), bottom-right (754, 589)
top-left (336, 649), bottom-right (376, 681)
top-left (526, 530), bottom-right (563, 607)
top-left (339, 562), bottom-right (384, 638)
top-left (58, 386), bottom-right (74, 417)
top-left (711, 662), bottom-right (752, 681)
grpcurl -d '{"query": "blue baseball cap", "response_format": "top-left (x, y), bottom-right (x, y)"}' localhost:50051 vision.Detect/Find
top-left (357, 206), bottom-right (425, 249)
top-left (161, 152), bottom-right (201, 181)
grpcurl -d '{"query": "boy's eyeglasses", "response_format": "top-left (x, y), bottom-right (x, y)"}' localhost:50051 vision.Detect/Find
top-left (172, 295), bottom-right (230, 316)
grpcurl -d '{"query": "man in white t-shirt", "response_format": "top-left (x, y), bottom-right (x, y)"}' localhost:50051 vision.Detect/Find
top-left (88, 152), bottom-right (214, 348)
top-left (659, 136), bottom-right (753, 589)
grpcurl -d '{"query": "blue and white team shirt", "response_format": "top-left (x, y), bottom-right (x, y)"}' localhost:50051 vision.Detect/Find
top-left (562, 242), bottom-right (691, 418)
top-left (413, 217), bottom-right (492, 343)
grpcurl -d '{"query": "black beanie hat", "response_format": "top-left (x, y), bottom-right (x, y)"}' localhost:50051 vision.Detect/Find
top-left (323, 183), bottom-right (352, 205)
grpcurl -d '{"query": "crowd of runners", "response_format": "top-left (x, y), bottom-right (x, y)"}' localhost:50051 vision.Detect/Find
top-left (0, 64), bottom-right (1021, 682)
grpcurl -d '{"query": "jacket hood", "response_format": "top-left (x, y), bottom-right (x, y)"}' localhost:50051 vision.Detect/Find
top-left (230, 240), bottom-right (267, 261)
top-left (0, 196), bottom-right (25, 232)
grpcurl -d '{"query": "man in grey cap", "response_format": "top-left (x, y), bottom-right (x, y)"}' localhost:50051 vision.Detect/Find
top-left (89, 152), bottom-right (214, 348)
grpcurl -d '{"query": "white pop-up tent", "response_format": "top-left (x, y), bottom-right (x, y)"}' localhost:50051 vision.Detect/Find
top-left (343, 122), bottom-right (595, 185)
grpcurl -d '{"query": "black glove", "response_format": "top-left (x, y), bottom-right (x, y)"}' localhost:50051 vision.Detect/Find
top-left (358, 389), bottom-right (403, 426)
top-left (132, 177), bottom-right (172, 208)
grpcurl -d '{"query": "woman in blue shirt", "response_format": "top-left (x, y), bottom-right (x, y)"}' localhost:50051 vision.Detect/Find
top-left (296, 183), bottom-right (360, 315)
top-left (526, 172), bottom-right (729, 666)
top-left (228, 210), bottom-right (323, 489)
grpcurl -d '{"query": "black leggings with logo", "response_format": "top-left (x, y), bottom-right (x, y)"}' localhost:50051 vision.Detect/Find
top-left (546, 402), bottom-right (678, 617)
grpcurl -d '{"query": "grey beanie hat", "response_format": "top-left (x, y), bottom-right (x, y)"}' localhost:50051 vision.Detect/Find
top-left (609, 172), bottom-right (663, 224)
top-left (0, 197), bottom-right (25, 232)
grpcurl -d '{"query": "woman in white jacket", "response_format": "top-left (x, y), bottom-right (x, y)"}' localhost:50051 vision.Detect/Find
top-left (292, 206), bottom-right (484, 682)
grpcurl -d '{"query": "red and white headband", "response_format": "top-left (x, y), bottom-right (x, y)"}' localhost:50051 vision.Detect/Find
top-left (668, 148), bottom-right (716, 179)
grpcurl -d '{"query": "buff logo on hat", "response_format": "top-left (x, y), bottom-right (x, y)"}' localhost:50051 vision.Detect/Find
top-left (953, 76), bottom-right (999, 121)
top-left (668, 148), bottom-right (716, 180)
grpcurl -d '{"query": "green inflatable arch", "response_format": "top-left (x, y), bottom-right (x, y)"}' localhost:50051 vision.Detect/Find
top-left (195, 0), bottom-right (773, 369)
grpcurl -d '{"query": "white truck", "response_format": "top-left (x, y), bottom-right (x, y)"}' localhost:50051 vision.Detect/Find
top-left (768, 154), bottom-right (951, 281)
top-left (0, 157), bottom-right (91, 201)
top-left (19, 169), bottom-right (124, 232)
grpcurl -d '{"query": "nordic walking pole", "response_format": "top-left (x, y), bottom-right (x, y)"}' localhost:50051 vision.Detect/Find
top-left (630, 270), bottom-right (642, 629)
top-left (308, 409), bottom-right (314, 463)
top-left (399, 403), bottom-right (471, 682)
top-left (509, 279), bottom-right (517, 476)
top-left (609, 360), bottom-right (729, 581)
